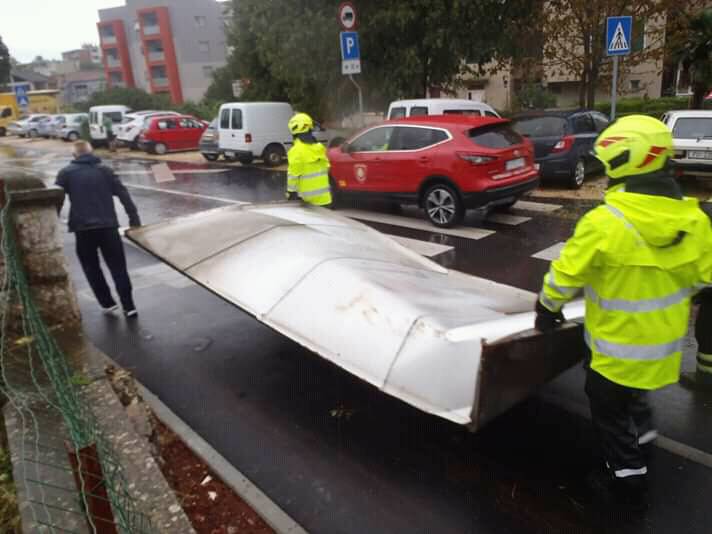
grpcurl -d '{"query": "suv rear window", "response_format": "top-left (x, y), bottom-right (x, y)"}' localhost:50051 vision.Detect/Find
top-left (672, 117), bottom-right (712, 139)
top-left (512, 116), bottom-right (567, 138)
top-left (468, 123), bottom-right (523, 148)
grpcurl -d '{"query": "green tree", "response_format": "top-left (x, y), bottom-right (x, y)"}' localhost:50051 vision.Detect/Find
top-left (77, 87), bottom-right (171, 112)
top-left (0, 36), bottom-right (11, 90)
top-left (542, 0), bottom-right (671, 108)
top-left (671, 8), bottom-right (712, 109)
top-left (213, 0), bottom-right (536, 119)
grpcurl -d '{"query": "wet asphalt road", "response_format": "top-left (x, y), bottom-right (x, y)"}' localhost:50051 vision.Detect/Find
top-left (3, 144), bottom-right (712, 533)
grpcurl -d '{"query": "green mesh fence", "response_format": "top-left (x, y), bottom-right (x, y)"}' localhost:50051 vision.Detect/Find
top-left (0, 189), bottom-right (157, 533)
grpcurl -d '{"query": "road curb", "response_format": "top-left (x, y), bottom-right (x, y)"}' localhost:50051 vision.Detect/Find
top-left (135, 382), bottom-right (308, 534)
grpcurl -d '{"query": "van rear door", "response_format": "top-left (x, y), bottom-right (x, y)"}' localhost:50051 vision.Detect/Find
top-left (218, 106), bottom-right (244, 152)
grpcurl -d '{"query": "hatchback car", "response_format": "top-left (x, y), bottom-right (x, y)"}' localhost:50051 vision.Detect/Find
top-left (199, 118), bottom-right (221, 161)
top-left (39, 115), bottom-right (67, 138)
top-left (328, 115), bottom-right (539, 227)
top-left (116, 110), bottom-right (181, 148)
top-left (8, 114), bottom-right (51, 138)
top-left (662, 110), bottom-right (712, 178)
top-left (58, 113), bottom-right (88, 141)
top-left (511, 110), bottom-right (609, 188)
top-left (138, 115), bottom-right (208, 154)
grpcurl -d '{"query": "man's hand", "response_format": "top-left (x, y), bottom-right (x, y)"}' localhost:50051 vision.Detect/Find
top-left (286, 191), bottom-right (299, 201)
top-left (129, 215), bottom-right (142, 228)
top-left (535, 300), bottom-right (565, 332)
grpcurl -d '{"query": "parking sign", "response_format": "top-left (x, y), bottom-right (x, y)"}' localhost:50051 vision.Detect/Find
top-left (340, 31), bottom-right (361, 75)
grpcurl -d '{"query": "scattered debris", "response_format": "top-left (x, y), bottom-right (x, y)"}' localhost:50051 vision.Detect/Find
top-left (201, 476), bottom-right (212, 486)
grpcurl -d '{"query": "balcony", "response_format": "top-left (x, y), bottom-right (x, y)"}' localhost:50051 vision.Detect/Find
top-left (152, 77), bottom-right (169, 88)
top-left (101, 34), bottom-right (117, 45)
top-left (143, 24), bottom-right (160, 36)
top-left (148, 50), bottom-right (165, 62)
top-left (106, 57), bottom-right (121, 69)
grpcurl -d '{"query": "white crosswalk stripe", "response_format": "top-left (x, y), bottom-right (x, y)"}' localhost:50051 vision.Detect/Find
top-left (337, 209), bottom-right (495, 240)
top-left (387, 235), bottom-right (454, 257)
top-left (486, 212), bottom-right (531, 225)
top-left (514, 200), bottom-right (562, 212)
top-left (532, 242), bottom-right (566, 261)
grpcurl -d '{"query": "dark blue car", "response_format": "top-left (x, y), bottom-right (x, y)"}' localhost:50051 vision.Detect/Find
top-left (512, 110), bottom-right (609, 188)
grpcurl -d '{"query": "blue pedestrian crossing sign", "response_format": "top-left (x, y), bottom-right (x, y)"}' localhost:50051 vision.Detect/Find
top-left (607, 16), bottom-right (632, 56)
top-left (340, 31), bottom-right (361, 75)
top-left (14, 84), bottom-right (30, 109)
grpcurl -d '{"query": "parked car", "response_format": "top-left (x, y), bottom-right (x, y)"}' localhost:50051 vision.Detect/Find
top-left (138, 114), bottom-right (208, 154)
top-left (38, 115), bottom-right (67, 138)
top-left (217, 102), bottom-right (329, 166)
top-left (328, 115), bottom-right (539, 228)
top-left (662, 110), bottom-right (712, 178)
top-left (387, 99), bottom-right (500, 120)
top-left (58, 113), bottom-right (89, 141)
top-left (510, 110), bottom-right (609, 188)
top-left (116, 110), bottom-right (180, 148)
top-left (7, 114), bottom-right (51, 138)
top-left (199, 118), bottom-right (221, 161)
top-left (89, 105), bottom-right (131, 145)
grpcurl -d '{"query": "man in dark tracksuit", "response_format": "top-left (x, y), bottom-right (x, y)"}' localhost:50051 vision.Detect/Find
top-left (56, 141), bottom-right (141, 318)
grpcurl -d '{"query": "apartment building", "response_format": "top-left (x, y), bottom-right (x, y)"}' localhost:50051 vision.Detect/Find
top-left (97, 0), bottom-right (228, 104)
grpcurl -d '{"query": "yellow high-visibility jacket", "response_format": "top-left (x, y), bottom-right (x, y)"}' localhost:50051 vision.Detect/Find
top-left (287, 139), bottom-right (332, 206)
top-left (541, 189), bottom-right (712, 390)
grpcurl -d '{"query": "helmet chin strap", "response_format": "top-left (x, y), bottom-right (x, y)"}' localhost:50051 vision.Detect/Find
top-left (607, 161), bottom-right (682, 200)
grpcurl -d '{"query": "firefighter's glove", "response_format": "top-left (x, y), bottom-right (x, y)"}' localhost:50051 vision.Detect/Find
top-left (535, 300), bottom-right (565, 332)
top-left (286, 191), bottom-right (299, 201)
top-left (693, 287), bottom-right (712, 306)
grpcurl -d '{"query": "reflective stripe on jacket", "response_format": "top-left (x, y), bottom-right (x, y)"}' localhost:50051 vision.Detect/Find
top-left (540, 190), bottom-right (712, 390)
top-left (287, 139), bottom-right (332, 206)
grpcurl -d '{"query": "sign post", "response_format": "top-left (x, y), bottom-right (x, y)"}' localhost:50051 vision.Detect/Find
top-left (338, 2), bottom-right (363, 126)
top-left (606, 16), bottom-right (632, 121)
top-left (13, 84), bottom-right (30, 112)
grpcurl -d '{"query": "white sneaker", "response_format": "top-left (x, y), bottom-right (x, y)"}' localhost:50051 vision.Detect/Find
top-left (102, 305), bottom-right (119, 315)
top-left (124, 309), bottom-right (138, 319)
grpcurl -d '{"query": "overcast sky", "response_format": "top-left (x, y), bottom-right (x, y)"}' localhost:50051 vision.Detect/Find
top-left (1, 0), bottom-right (123, 62)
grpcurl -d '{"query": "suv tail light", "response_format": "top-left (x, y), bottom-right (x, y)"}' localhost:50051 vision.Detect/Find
top-left (457, 152), bottom-right (496, 165)
top-left (245, 133), bottom-right (252, 143)
top-left (551, 135), bottom-right (574, 153)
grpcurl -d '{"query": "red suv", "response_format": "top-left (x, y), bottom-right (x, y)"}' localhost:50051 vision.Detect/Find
top-left (138, 115), bottom-right (208, 155)
top-left (328, 116), bottom-right (539, 227)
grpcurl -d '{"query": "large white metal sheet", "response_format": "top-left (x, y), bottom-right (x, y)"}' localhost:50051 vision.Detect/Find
top-left (127, 203), bottom-right (583, 425)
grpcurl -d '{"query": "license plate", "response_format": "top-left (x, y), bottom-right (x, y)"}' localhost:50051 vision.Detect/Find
top-left (688, 151), bottom-right (712, 160)
top-left (506, 157), bottom-right (525, 171)
top-left (225, 151), bottom-right (235, 158)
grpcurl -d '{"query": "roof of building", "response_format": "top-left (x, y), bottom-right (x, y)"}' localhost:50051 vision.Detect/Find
top-left (11, 68), bottom-right (50, 83)
top-left (63, 70), bottom-right (105, 83)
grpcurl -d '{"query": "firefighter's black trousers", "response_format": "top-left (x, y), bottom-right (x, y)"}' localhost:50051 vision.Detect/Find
top-left (585, 368), bottom-right (652, 487)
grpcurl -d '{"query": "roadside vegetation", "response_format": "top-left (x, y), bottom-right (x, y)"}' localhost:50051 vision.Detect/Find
top-left (0, 425), bottom-right (21, 533)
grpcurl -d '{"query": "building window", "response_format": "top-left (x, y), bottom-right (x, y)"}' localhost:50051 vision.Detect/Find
top-left (202, 65), bottom-right (214, 77)
top-left (630, 79), bottom-right (641, 91)
top-left (195, 16), bottom-right (206, 27)
top-left (198, 41), bottom-right (210, 53)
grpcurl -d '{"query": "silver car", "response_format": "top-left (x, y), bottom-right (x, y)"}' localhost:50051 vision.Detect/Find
top-left (8, 115), bottom-right (51, 138)
top-left (38, 115), bottom-right (64, 138)
top-left (57, 113), bottom-right (89, 142)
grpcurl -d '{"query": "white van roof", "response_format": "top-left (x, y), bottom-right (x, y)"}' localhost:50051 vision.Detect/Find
top-left (89, 105), bottom-right (131, 112)
top-left (390, 98), bottom-right (493, 108)
top-left (220, 102), bottom-right (292, 108)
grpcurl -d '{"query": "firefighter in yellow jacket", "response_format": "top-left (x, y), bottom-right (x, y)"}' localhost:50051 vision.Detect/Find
top-left (286, 113), bottom-right (332, 206)
top-left (535, 115), bottom-right (712, 507)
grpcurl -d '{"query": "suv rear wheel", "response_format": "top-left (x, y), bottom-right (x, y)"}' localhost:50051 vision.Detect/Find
top-left (153, 142), bottom-right (168, 155)
top-left (423, 183), bottom-right (463, 228)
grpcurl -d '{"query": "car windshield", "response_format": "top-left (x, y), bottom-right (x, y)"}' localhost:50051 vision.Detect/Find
top-left (672, 117), bottom-right (712, 139)
top-left (512, 116), bottom-right (567, 138)
top-left (468, 123), bottom-right (523, 148)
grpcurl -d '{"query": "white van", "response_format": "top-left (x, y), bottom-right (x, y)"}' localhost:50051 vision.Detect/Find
top-left (217, 102), bottom-right (329, 166)
top-left (89, 105), bottom-right (131, 144)
top-left (386, 99), bottom-right (500, 120)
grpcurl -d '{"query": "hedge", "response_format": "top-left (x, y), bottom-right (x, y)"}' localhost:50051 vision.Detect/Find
top-left (594, 96), bottom-right (692, 116)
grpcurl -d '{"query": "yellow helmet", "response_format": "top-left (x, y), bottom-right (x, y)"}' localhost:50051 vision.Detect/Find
top-left (288, 112), bottom-right (314, 135)
top-left (594, 115), bottom-right (673, 180)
